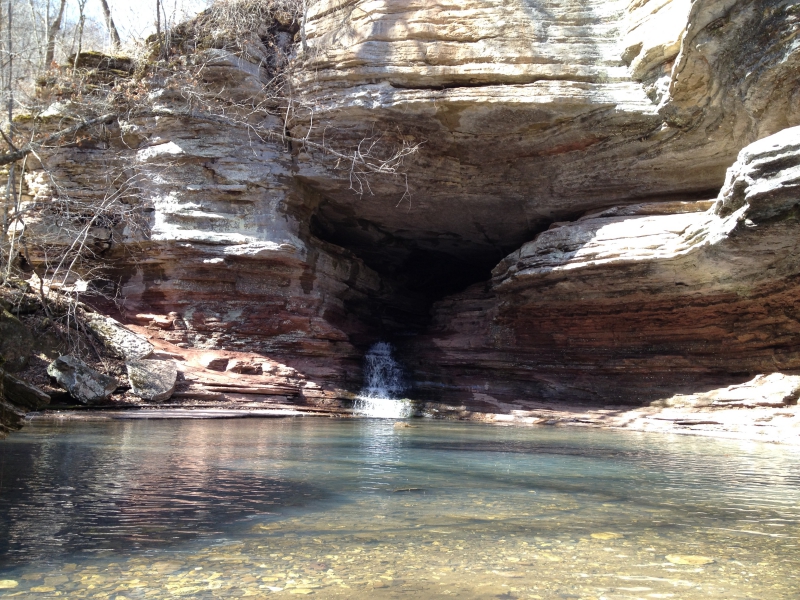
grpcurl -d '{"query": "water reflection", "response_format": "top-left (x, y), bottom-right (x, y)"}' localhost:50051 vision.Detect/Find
top-left (0, 420), bottom-right (325, 566)
top-left (0, 419), bottom-right (799, 599)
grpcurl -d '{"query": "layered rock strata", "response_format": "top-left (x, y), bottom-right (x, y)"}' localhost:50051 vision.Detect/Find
top-left (294, 0), bottom-right (800, 282)
top-left (4, 0), bottom-right (800, 423)
top-left (406, 126), bottom-right (800, 406)
top-left (16, 54), bottom-right (426, 408)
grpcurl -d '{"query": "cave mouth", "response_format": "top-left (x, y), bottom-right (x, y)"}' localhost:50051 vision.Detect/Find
top-left (308, 187), bottom-right (725, 312)
top-left (310, 212), bottom-right (507, 305)
top-left (393, 249), bottom-right (498, 299)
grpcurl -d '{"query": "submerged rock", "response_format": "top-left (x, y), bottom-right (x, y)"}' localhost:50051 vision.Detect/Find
top-left (666, 555), bottom-right (715, 566)
top-left (126, 359), bottom-right (178, 402)
top-left (590, 532), bottom-right (623, 540)
top-left (47, 356), bottom-right (118, 404)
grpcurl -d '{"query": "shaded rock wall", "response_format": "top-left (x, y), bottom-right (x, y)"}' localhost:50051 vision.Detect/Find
top-left (405, 127), bottom-right (800, 407)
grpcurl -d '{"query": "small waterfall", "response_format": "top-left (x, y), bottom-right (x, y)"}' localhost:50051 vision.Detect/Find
top-left (354, 342), bottom-right (413, 418)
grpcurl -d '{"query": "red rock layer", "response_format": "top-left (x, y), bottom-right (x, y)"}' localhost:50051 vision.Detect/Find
top-left (403, 129), bottom-right (800, 407)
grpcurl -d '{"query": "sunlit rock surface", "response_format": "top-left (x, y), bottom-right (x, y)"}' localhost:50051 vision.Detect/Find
top-left (46, 356), bottom-right (118, 405)
top-left (294, 0), bottom-right (800, 278)
top-left (6, 0), bottom-right (800, 422)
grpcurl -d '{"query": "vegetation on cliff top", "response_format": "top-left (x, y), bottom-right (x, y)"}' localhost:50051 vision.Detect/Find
top-left (0, 1), bottom-right (420, 423)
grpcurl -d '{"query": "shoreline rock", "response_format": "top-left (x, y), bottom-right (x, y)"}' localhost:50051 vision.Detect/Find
top-left (47, 356), bottom-right (119, 405)
top-left (85, 313), bottom-right (154, 361)
top-left (126, 359), bottom-right (178, 402)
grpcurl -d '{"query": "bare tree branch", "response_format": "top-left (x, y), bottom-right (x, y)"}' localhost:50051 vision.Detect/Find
top-left (0, 112), bottom-right (116, 167)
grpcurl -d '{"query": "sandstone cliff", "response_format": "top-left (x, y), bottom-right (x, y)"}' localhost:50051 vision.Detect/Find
top-left (407, 126), bottom-right (800, 408)
top-left (3, 0), bottom-right (800, 422)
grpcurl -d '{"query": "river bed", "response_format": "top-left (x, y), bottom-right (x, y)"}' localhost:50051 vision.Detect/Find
top-left (0, 418), bottom-right (798, 598)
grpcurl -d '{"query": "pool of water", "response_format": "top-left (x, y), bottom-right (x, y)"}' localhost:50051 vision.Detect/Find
top-left (0, 418), bottom-right (798, 599)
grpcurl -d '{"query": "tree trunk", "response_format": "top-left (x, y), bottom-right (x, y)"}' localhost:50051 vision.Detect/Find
top-left (301, 0), bottom-right (309, 54)
top-left (44, 0), bottom-right (67, 70)
top-left (27, 0), bottom-right (44, 69)
top-left (2, 0), bottom-right (13, 275)
top-left (99, 0), bottom-right (121, 49)
top-left (6, 0), bottom-right (12, 125)
top-left (73, 2), bottom-right (86, 74)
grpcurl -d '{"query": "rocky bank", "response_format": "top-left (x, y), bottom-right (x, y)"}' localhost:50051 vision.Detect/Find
top-left (3, 0), bottom-right (800, 440)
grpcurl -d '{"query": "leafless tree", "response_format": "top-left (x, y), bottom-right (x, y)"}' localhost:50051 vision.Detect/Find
top-left (1, 0), bottom-right (422, 319)
top-left (71, 0), bottom-right (88, 74)
top-left (44, 0), bottom-right (67, 69)
top-left (98, 0), bottom-right (121, 49)
top-left (2, 0), bottom-right (19, 283)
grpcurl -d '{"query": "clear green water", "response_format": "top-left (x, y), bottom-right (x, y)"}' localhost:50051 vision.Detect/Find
top-left (0, 418), bottom-right (798, 599)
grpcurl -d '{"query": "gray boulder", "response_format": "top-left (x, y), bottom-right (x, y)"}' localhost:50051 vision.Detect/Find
top-left (1, 368), bottom-right (50, 436)
top-left (84, 313), bottom-right (154, 361)
top-left (0, 397), bottom-right (26, 435)
top-left (47, 355), bottom-right (118, 404)
top-left (126, 359), bottom-right (177, 402)
top-left (1, 370), bottom-right (50, 410)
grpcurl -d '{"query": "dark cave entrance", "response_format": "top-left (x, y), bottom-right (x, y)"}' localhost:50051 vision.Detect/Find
top-left (309, 211), bottom-right (505, 307)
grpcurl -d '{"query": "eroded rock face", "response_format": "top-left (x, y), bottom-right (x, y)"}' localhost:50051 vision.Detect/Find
top-left (8, 1), bottom-right (800, 414)
top-left (18, 66), bottom-right (426, 405)
top-left (293, 0), bottom-right (800, 282)
top-left (405, 126), bottom-right (800, 406)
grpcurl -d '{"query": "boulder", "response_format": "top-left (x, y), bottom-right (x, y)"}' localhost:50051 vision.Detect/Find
top-left (1, 370), bottom-right (50, 410)
top-left (227, 359), bottom-right (262, 374)
top-left (126, 359), bottom-right (178, 402)
top-left (0, 398), bottom-right (26, 435)
top-left (0, 290), bottom-right (39, 314)
top-left (47, 355), bottom-right (118, 404)
top-left (84, 313), bottom-right (154, 361)
top-left (0, 308), bottom-right (34, 372)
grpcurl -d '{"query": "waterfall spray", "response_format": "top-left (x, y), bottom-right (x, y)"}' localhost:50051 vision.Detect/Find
top-left (354, 342), bottom-right (413, 418)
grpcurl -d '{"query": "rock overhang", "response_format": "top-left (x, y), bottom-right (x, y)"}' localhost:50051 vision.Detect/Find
top-left (7, 0), bottom-right (800, 410)
top-left (288, 0), bottom-right (800, 289)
